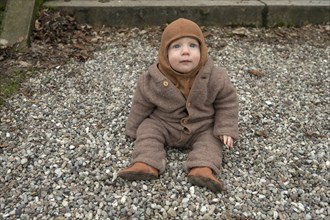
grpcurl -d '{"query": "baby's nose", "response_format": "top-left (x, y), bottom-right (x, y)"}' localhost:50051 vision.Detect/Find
top-left (181, 45), bottom-right (190, 54)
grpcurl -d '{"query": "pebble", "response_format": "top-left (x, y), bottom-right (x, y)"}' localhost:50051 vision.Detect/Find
top-left (201, 206), bottom-right (207, 213)
top-left (20, 158), bottom-right (28, 165)
top-left (62, 200), bottom-right (69, 207)
top-left (167, 208), bottom-right (176, 217)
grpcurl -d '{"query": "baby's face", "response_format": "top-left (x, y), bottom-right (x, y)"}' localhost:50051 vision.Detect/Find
top-left (168, 37), bottom-right (201, 73)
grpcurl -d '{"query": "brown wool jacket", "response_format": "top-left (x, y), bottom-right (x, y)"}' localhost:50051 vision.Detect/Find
top-left (126, 58), bottom-right (239, 141)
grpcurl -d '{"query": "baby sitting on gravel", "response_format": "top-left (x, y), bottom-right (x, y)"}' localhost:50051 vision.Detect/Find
top-left (118, 18), bottom-right (239, 193)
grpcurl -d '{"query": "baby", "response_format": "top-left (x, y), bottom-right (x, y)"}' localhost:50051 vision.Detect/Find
top-left (118, 18), bottom-right (238, 193)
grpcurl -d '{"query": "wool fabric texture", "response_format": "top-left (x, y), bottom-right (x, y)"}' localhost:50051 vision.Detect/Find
top-left (158, 18), bottom-right (208, 98)
top-left (126, 58), bottom-right (239, 141)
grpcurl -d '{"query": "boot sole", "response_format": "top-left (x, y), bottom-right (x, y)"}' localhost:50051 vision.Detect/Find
top-left (118, 171), bottom-right (158, 181)
top-left (188, 175), bottom-right (225, 193)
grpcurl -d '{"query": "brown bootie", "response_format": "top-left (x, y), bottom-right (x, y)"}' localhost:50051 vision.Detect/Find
top-left (118, 162), bottom-right (159, 181)
top-left (187, 167), bottom-right (225, 193)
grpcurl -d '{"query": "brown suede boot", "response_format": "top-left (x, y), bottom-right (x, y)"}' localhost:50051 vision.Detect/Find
top-left (187, 167), bottom-right (225, 193)
top-left (118, 162), bottom-right (159, 181)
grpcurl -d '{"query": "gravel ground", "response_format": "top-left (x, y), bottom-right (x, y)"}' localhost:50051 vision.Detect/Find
top-left (0, 26), bottom-right (329, 220)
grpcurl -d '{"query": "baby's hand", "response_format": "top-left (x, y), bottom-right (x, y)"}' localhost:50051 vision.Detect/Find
top-left (220, 135), bottom-right (234, 149)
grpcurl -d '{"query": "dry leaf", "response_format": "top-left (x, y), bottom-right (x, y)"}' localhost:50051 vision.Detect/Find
top-left (18, 61), bottom-right (32, 68)
top-left (256, 130), bottom-right (268, 138)
top-left (0, 38), bottom-right (8, 46)
top-left (232, 27), bottom-right (250, 36)
top-left (248, 69), bottom-right (265, 77)
top-left (304, 131), bottom-right (326, 138)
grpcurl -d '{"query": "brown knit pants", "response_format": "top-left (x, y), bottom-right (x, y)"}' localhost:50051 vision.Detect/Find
top-left (131, 118), bottom-right (223, 174)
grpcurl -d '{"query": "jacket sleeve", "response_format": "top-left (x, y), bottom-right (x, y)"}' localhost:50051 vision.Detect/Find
top-left (125, 75), bottom-right (156, 139)
top-left (213, 70), bottom-right (239, 140)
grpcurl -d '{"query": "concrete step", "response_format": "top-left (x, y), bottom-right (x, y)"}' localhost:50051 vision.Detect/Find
top-left (0, 0), bottom-right (36, 49)
top-left (43, 0), bottom-right (330, 27)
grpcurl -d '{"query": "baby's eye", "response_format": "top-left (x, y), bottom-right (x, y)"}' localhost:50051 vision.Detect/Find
top-left (173, 44), bottom-right (181, 49)
top-left (190, 43), bottom-right (198, 48)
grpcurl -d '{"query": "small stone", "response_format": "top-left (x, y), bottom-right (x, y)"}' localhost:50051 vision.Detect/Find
top-left (86, 212), bottom-right (93, 220)
top-left (258, 194), bottom-right (266, 199)
top-left (55, 168), bottom-right (63, 177)
top-left (20, 214), bottom-right (29, 220)
top-left (265, 100), bottom-right (273, 106)
top-left (77, 199), bottom-right (84, 205)
top-left (201, 206), bottom-right (207, 213)
top-left (62, 200), bottom-right (69, 207)
top-left (120, 196), bottom-right (126, 204)
top-left (182, 197), bottom-right (189, 208)
top-left (146, 208), bottom-right (152, 215)
top-left (296, 203), bottom-right (305, 211)
top-left (201, 214), bottom-right (212, 220)
top-left (162, 209), bottom-right (168, 218)
top-left (291, 212), bottom-right (299, 219)
top-left (20, 158), bottom-right (28, 165)
top-left (167, 208), bottom-right (176, 217)
top-left (69, 145), bottom-right (75, 149)
top-left (189, 186), bottom-right (195, 195)
top-left (305, 214), bottom-right (312, 220)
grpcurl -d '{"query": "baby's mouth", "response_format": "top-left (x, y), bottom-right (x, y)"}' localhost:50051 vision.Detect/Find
top-left (180, 60), bottom-right (191, 63)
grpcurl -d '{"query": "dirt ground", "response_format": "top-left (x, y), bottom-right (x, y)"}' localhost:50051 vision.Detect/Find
top-left (0, 9), bottom-right (329, 105)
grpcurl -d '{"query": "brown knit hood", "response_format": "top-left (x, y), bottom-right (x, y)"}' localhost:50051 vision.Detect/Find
top-left (158, 18), bottom-right (208, 83)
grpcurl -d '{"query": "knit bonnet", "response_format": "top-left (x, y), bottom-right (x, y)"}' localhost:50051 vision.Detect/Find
top-left (158, 18), bottom-right (208, 97)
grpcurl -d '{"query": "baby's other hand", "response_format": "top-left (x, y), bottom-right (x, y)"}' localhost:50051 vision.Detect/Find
top-left (220, 135), bottom-right (234, 149)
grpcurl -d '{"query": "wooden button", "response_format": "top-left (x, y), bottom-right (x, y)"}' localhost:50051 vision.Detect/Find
top-left (163, 80), bottom-right (169, 87)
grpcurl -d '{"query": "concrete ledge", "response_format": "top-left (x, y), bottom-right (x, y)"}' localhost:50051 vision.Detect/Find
top-left (43, 0), bottom-right (330, 27)
top-left (0, 0), bottom-right (36, 49)
top-left (265, 0), bottom-right (330, 27)
top-left (44, 0), bottom-right (265, 27)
